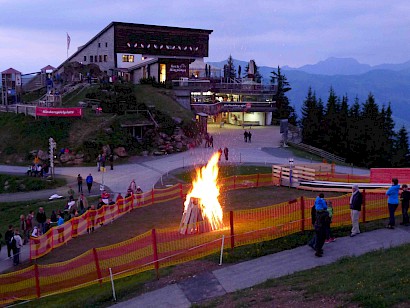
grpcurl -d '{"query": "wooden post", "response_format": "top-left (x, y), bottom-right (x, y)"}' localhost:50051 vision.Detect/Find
top-left (93, 248), bottom-right (103, 286)
top-left (151, 188), bottom-right (155, 205)
top-left (34, 264), bottom-right (41, 298)
top-left (179, 183), bottom-right (183, 199)
top-left (151, 229), bottom-right (160, 279)
top-left (300, 196), bottom-right (305, 232)
top-left (362, 189), bottom-right (366, 223)
top-left (229, 211), bottom-right (235, 251)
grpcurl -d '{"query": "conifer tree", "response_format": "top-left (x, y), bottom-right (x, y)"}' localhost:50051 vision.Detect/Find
top-left (225, 55), bottom-right (236, 82)
top-left (393, 126), bottom-right (410, 166)
top-left (301, 87), bottom-right (320, 145)
top-left (270, 66), bottom-right (293, 123)
top-left (322, 87), bottom-right (342, 153)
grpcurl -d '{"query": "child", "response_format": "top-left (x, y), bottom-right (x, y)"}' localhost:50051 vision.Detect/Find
top-left (325, 201), bottom-right (335, 243)
top-left (400, 184), bottom-right (410, 226)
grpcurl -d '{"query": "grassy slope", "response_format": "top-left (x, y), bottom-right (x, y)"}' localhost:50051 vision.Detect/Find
top-left (0, 84), bottom-right (194, 164)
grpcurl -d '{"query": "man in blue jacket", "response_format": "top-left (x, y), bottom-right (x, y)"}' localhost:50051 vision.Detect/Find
top-left (313, 193), bottom-right (329, 257)
top-left (386, 178), bottom-right (400, 229)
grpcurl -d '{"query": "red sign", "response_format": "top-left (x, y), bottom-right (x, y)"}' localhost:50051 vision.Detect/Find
top-left (246, 103), bottom-right (252, 109)
top-left (36, 107), bottom-right (83, 117)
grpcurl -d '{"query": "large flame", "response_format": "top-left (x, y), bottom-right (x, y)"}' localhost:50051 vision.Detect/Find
top-left (183, 152), bottom-right (223, 230)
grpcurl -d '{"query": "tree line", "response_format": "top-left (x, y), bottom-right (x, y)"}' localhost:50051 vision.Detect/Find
top-left (300, 87), bottom-right (409, 167)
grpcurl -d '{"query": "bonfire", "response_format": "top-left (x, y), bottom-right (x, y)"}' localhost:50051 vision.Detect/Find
top-left (179, 152), bottom-right (224, 234)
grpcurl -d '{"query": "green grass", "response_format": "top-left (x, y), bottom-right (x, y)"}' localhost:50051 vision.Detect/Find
top-left (258, 243), bottom-right (410, 307)
top-left (0, 174), bottom-right (66, 194)
top-left (62, 85), bottom-right (99, 107)
top-left (134, 85), bottom-right (195, 123)
top-left (171, 165), bottom-right (273, 183)
top-left (19, 267), bottom-right (172, 308)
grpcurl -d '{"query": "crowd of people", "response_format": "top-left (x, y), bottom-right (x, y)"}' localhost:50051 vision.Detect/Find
top-left (2, 176), bottom-right (410, 266)
top-left (308, 179), bottom-right (410, 257)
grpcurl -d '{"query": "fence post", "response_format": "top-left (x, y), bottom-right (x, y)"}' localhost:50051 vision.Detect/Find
top-left (300, 196), bottom-right (305, 232)
top-left (256, 173), bottom-right (260, 187)
top-left (362, 189), bottom-right (366, 223)
top-left (151, 188), bottom-right (155, 205)
top-left (229, 211), bottom-right (235, 251)
top-left (151, 229), bottom-right (160, 279)
top-left (93, 248), bottom-right (103, 286)
top-left (34, 263), bottom-right (41, 298)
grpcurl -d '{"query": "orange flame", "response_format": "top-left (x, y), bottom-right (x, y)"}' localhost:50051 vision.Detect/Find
top-left (183, 152), bottom-right (223, 230)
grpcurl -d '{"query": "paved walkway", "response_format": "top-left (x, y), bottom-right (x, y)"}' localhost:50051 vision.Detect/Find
top-left (112, 227), bottom-right (410, 307)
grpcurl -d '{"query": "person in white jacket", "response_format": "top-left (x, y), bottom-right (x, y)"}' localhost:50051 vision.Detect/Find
top-left (11, 229), bottom-right (23, 266)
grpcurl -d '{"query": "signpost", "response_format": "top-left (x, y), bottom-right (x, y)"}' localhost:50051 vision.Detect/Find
top-left (49, 137), bottom-right (56, 179)
top-left (100, 167), bottom-right (106, 192)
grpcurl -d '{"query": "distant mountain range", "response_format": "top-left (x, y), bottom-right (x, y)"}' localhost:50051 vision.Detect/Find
top-left (206, 57), bottom-right (410, 130)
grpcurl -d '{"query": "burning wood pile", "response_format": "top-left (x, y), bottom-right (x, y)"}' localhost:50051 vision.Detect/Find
top-left (180, 152), bottom-right (224, 234)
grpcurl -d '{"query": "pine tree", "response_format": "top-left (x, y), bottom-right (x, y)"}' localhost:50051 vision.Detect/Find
top-left (225, 55), bottom-right (236, 82)
top-left (346, 97), bottom-right (363, 164)
top-left (271, 66), bottom-right (292, 123)
top-left (393, 126), bottom-right (410, 166)
top-left (301, 87), bottom-right (320, 145)
top-left (322, 87), bottom-right (342, 154)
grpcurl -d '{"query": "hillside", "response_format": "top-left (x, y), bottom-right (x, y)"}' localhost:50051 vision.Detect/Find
top-left (0, 84), bottom-right (196, 165)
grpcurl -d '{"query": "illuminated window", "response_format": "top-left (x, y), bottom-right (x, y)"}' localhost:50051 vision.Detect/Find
top-left (160, 64), bottom-right (166, 82)
top-left (122, 55), bottom-right (134, 62)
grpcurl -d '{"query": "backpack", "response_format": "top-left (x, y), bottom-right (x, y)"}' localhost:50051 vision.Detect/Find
top-left (9, 236), bottom-right (17, 250)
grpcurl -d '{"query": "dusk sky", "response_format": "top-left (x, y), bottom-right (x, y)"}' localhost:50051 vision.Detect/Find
top-left (1, 0), bottom-right (409, 73)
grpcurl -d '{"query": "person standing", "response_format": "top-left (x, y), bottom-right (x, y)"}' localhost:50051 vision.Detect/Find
top-left (308, 203), bottom-right (317, 250)
top-left (400, 184), bottom-right (410, 226)
top-left (244, 131), bottom-right (248, 142)
top-left (209, 135), bottom-right (214, 148)
top-left (36, 207), bottom-right (47, 234)
top-left (350, 184), bottom-right (363, 237)
top-left (224, 147), bottom-right (229, 161)
top-left (11, 229), bottom-right (23, 266)
top-left (77, 174), bottom-right (83, 193)
top-left (313, 193), bottom-right (328, 257)
top-left (109, 153), bottom-right (114, 170)
top-left (86, 173), bottom-right (93, 194)
top-left (68, 186), bottom-right (75, 201)
top-left (248, 131), bottom-right (252, 143)
top-left (19, 215), bottom-right (27, 245)
top-left (218, 148), bottom-right (223, 161)
top-left (386, 178), bottom-right (400, 229)
top-left (5, 225), bottom-right (14, 258)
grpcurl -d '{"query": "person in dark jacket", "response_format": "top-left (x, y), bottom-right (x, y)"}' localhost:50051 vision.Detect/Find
top-left (313, 193), bottom-right (328, 257)
top-left (36, 207), bottom-right (47, 234)
top-left (400, 184), bottom-right (410, 226)
top-left (308, 204), bottom-right (317, 250)
top-left (5, 225), bottom-right (14, 258)
top-left (350, 184), bottom-right (363, 237)
top-left (386, 178), bottom-right (400, 229)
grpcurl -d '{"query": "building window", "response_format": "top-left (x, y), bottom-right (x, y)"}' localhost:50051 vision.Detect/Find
top-left (95, 55), bottom-right (98, 62)
top-left (90, 55), bottom-right (93, 62)
top-left (104, 55), bottom-right (108, 62)
top-left (160, 64), bottom-right (166, 83)
top-left (105, 42), bottom-right (108, 47)
top-left (98, 43), bottom-right (101, 48)
top-left (122, 55), bottom-right (134, 62)
top-left (83, 56), bottom-right (86, 62)
top-left (99, 55), bottom-right (102, 62)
